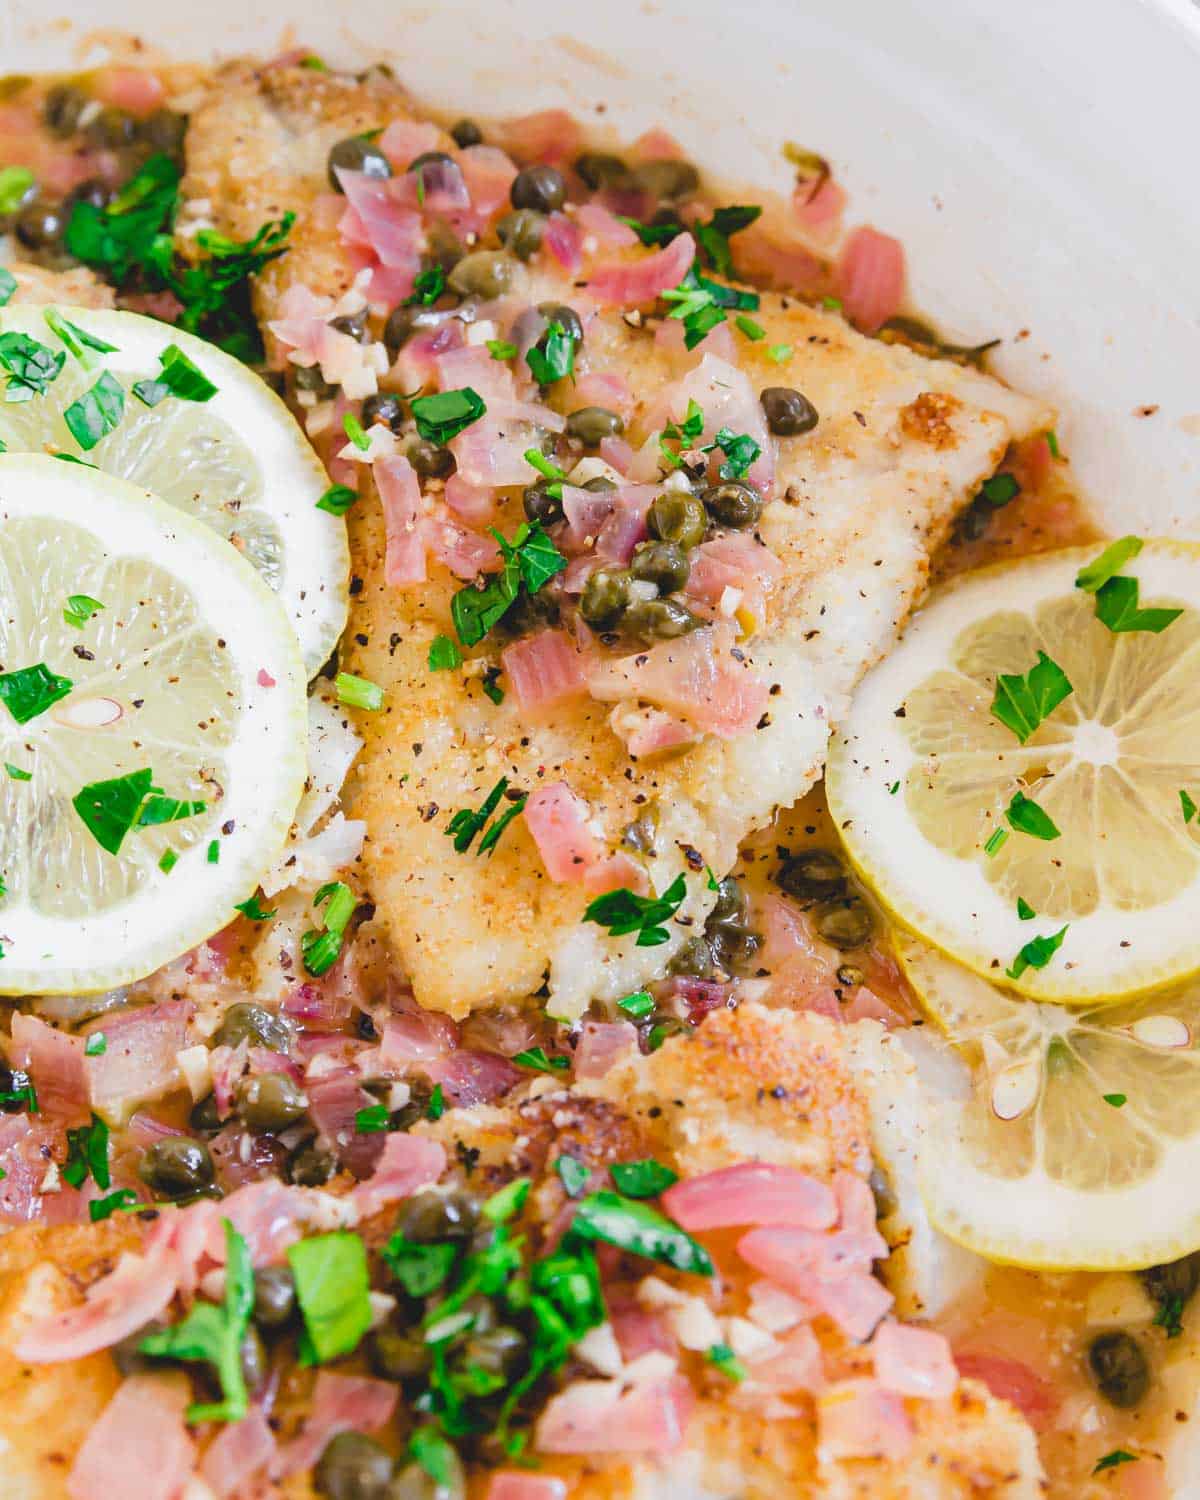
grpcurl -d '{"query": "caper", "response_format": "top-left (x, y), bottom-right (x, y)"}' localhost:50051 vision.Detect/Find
top-left (0, 1065), bottom-right (31, 1113)
top-left (401, 1187), bottom-right (480, 1243)
top-left (383, 304), bottom-right (439, 357)
top-left (624, 597), bottom-right (702, 640)
top-left (1139, 1252), bottom-right (1200, 1314)
top-left (138, 108), bottom-right (187, 155)
top-left (956, 498), bottom-right (992, 543)
top-left (387, 1456), bottom-right (465, 1500)
top-left (236, 1072), bottom-right (308, 1133)
top-left (330, 309), bottom-right (369, 342)
top-left (815, 899), bottom-right (874, 950)
top-left (1088, 1331), bottom-right (1150, 1409)
top-left (837, 963), bottom-right (865, 989)
top-left (447, 250), bottom-right (514, 300)
top-left (647, 490), bottom-right (707, 550)
top-left (622, 813), bottom-right (657, 854)
top-left (582, 475), bottom-right (617, 493)
top-left (459, 1324), bottom-right (525, 1375)
top-left (710, 875), bottom-right (748, 928)
top-left (574, 152), bottom-right (629, 190)
top-left (294, 363), bottom-right (335, 397)
top-left (536, 301), bottom-right (584, 344)
top-left (86, 106), bottom-right (137, 149)
top-left (776, 848), bottom-right (846, 900)
top-left (315, 1431), bottom-right (395, 1500)
top-left (760, 386), bottom-right (819, 437)
top-left (668, 936), bottom-right (716, 979)
top-left (43, 82), bottom-right (86, 137)
top-left (630, 540), bottom-right (690, 594)
top-left (63, 177), bottom-right (110, 216)
top-left (450, 118), bottom-right (483, 148)
top-left (15, 201), bottom-right (64, 251)
top-left (240, 1325), bottom-right (267, 1393)
top-left (253, 1264), bottom-right (297, 1329)
top-left (565, 406), bottom-right (624, 447)
top-left (111, 1320), bottom-right (165, 1375)
top-left (523, 482), bottom-right (564, 527)
top-left (139, 1137), bottom-right (215, 1197)
top-left (406, 437), bottom-right (455, 481)
top-left (369, 1326), bottom-right (432, 1381)
top-left (328, 136), bottom-right (393, 191)
top-left (213, 1001), bottom-right (292, 1053)
top-left (287, 1140), bottom-right (337, 1187)
top-left (361, 392), bottom-right (406, 433)
top-left (632, 159), bottom-right (700, 201)
top-left (495, 208), bottom-right (546, 261)
top-left (703, 480), bottom-right (762, 530)
top-left (706, 923), bottom-right (761, 972)
top-left (511, 163), bottom-right (567, 214)
top-left (408, 149), bottom-right (456, 174)
top-left (579, 568), bottom-right (632, 630)
top-left (189, 1092), bottom-right (222, 1133)
top-left (499, 589), bottom-right (561, 636)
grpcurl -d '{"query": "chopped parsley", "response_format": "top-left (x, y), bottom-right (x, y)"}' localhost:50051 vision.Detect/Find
top-left (62, 593), bottom-right (104, 629)
top-left (158, 848), bottom-right (178, 874)
top-left (617, 989), bottom-right (654, 1018)
top-left (486, 339), bottom-right (518, 361)
top-left (617, 215), bottom-right (685, 247)
top-left (735, 314), bottom-right (766, 341)
top-left (406, 265), bottom-right (446, 306)
top-left (512, 1047), bottom-right (569, 1074)
top-left (983, 827), bottom-right (1008, 857)
top-left (289, 1230), bottom-right (373, 1365)
top-left (978, 472), bottom-right (1020, 507)
top-left (659, 397), bottom-right (705, 468)
top-left (768, 342), bottom-right (793, 363)
top-left (382, 1234), bottom-right (457, 1297)
top-left (525, 320), bottom-right (577, 386)
top-left (887, 780), bottom-right (900, 795)
top-left (610, 1159), bottom-right (679, 1198)
top-left (706, 1342), bottom-right (747, 1381)
top-left (428, 635), bottom-right (463, 672)
top-left (411, 387), bottom-right (487, 445)
top-left (450, 520), bottom-right (565, 646)
top-left (524, 447), bottom-right (568, 483)
top-left (583, 872), bottom-right (687, 947)
top-left (62, 1114), bottom-right (111, 1190)
top-left (316, 483), bottom-right (357, 516)
top-left (0, 663), bottom-right (73, 725)
top-left (0, 267), bottom-right (16, 308)
top-left (1103, 1093), bottom-right (1126, 1108)
top-left (427, 1083), bottom-right (445, 1120)
top-left (446, 777), bottom-right (513, 853)
top-left (141, 1219), bottom-right (254, 1422)
top-left (483, 1178), bottom-right (531, 1223)
top-left (1074, 536), bottom-right (1181, 634)
top-left (89, 1187), bottom-right (139, 1221)
top-left (556, 1155), bottom-right (591, 1197)
top-left (207, 839), bottom-right (220, 863)
top-left (1017, 896), bottom-right (1036, 921)
top-left (234, 895), bottom-right (276, 922)
top-left (1154, 1295), bottom-right (1185, 1339)
top-left (1005, 789), bottom-right (1061, 841)
top-left (43, 309), bottom-right (119, 368)
top-left (354, 1103), bottom-right (391, 1134)
top-left (1006, 924), bottom-right (1069, 981)
top-left (0, 331), bottom-right (65, 402)
top-left (1093, 1450), bottom-right (1137, 1475)
top-left (991, 650), bottom-right (1073, 743)
top-left (137, 790), bottom-right (207, 828)
top-left (705, 426), bottom-right (761, 480)
top-left (571, 1189), bottom-right (713, 1276)
top-left (0, 1077), bottom-right (37, 1112)
top-left (343, 411), bottom-right (370, 451)
top-left (63, 370), bottom-right (125, 451)
top-left (301, 881), bottom-right (358, 977)
top-left (0, 166), bottom-right (34, 216)
top-left (1075, 536), bottom-right (1143, 593)
top-left (335, 672), bottom-right (385, 710)
top-left (1183, 790), bottom-right (1198, 825)
top-left (1045, 429), bottom-right (1061, 459)
top-left (694, 204), bottom-right (762, 277)
top-left (131, 343), bottom-right (218, 406)
top-left (4, 762), bottom-right (32, 781)
top-left (84, 1032), bottom-right (107, 1056)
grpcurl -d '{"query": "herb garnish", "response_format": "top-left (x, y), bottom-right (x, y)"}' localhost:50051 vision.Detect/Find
top-left (43, 309), bottom-right (119, 369)
top-left (1006, 924), bottom-right (1069, 981)
top-left (694, 204), bottom-right (762, 278)
top-left (487, 339), bottom-right (518, 361)
top-left (72, 767), bottom-right (206, 855)
top-left (428, 635), bottom-right (463, 672)
top-left (406, 265), bottom-right (446, 306)
top-left (234, 895), bottom-right (276, 922)
top-left (1017, 896), bottom-right (1036, 920)
top-left (1182, 790), bottom-right (1198, 825)
top-left (662, 265), bottom-right (760, 349)
top-left (610, 1159), bottom-right (679, 1198)
top-left (427, 1084), bottom-right (445, 1120)
top-left (583, 873), bottom-right (687, 947)
top-left (449, 520), bottom-right (565, 646)
top-left (659, 397), bottom-right (705, 468)
top-left (63, 593), bottom-right (104, 629)
top-left (316, 483), bottom-right (357, 516)
top-left (446, 776), bottom-right (528, 856)
top-left (525, 320), bottom-right (577, 386)
top-left (411, 387), bottom-right (487, 445)
top-left (289, 1230), bottom-right (373, 1365)
top-left (84, 1032), bottom-right (107, 1056)
top-left (556, 1156), bottom-right (591, 1197)
top-left (706, 426), bottom-right (761, 480)
top-left (64, 370), bottom-right (125, 450)
top-left (1075, 536), bottom-right (1143, 593)
top-left (571, 1189), bottom-right (713, 1275)
top-left (301, 881), bottom-right (358, 976)
top-left (512, 1047), bottom-right (569, 1074)
top-left (735, 314), bottom-right (765, 341)
top-left (768, 342), bottom-right (793, 363)
top-left (343, 411), bottom-right (370, 451)
top-left (983, 827), bottom-right (1008, 857)
top-left (1103, 1093), bottom-right (1126, 1108)
top-left (141, 1219), bottom-right (254, 1422)
top-left (62, 1114), bottom-right (111, 1190)
top-left (89, 1188), bottom-right (139, 1221)
top-left (354, 1103), bottom-right (391, 1134)
top-left (0, 331), bottom-right (65, 401)
top-left (1093, 1450), bottom-right (1138, 1475)
top-left (335, 672), bottom-right (385, 710)
top-left (383, 1233), bottom-right (458, 1297)
top-left (131, 343), bottom-right (218, 406)
top-left (1153, 1295), bottom-right (1185, 1339)
top-left (0, 267), bottom-right (16, 308)
top-left (1075, 536), bottom-right (1182, 634)
top-left (617, 989), bottom-right (654, 1018)
top-left (978, 472), bottom-right (1020, 507)
top-left (0, 663), bottom-right (73, 725)
top-left (706, 1342), bottom-right (747, 1381)
top-left (1005, 789), bottom-right (1061, 841)
top-left (3, 761), bottom-right (30, 781)
top-left (991, 651), bottom-right (1073, 743)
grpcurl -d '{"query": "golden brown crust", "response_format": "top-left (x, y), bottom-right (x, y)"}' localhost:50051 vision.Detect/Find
top-left (899, 391), bottom-right (965, 451)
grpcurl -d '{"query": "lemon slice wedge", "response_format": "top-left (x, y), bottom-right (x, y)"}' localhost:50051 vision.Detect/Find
top-left (0, 453), bottom-right (306, 995)
top-left (899, 934), bottom-right (1200, 1270)
top-left (0, 304), bottom-right (347, 675)
top-left (827, 542), bottom-right (1200, 1002)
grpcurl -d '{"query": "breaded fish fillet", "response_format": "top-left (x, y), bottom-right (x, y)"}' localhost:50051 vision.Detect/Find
top-left (183, 68), bottom-right (1052, 1020)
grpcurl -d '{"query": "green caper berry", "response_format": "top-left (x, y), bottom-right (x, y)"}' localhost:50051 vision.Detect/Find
top-left (630, 540), bottom-right (690, 594)
top-left (450, 119), bottom-right (483, 148)
top-left (189, 1092), bottom-right (222, 1133)
top-left (706, 923), bottom-right (761, 973)
top-left (760, 386), bottom-right (819, 437)
top-left (253, 1264), bottom-right (297, 1329)
top-left (632, 158), bottom-right (700, 201)
top-left (408, 149), bottom-right (455, 174)
top-left (647, 491), bottom-right (707, 550)
top-left (369, 1326), bottom-right (433, 1381)
top-left (496, 209), bottom-right (546, 261)
top-left (536, 301), bottom-right (584, 344)
top-left (43, 83), bottom-right (86, 137)
top-left (328, 136), bottom-right (393, 191)
top-left (330, 309), bottom-right (369, 342)
top-left (579, 568), bottom-right (632, 630)
top-left (668, 936), bottom-right (716, 979)
top-left (401, 1187), bottom-right (480, 1243)
top-left (461, 1324), bottom-right (525, 1375)
top-left (710, 876), bottom-right (748, 926)
top-left (447, 250), bottom-right (514, 300)
top-left (574, 152), bottom-right (629, 190)
top-left (814, 899), bottom-right (874, 950)
top-left (565, 406), bottom-right (624, 446)
top-left (621, 813), bottom-right (657, 854)
top-left (139, 1137), bottom-right (215, 1197)
top-left (85, 105), bottom-right (136, 149)
top-left (511, 163), bottom-right (566, 213)
top-left (836, 963), bottom-right (865, 989)
top-left (775, 848), bottom-right (847, 900)
top-left (406, 437), bottom-right (456, 480)
top-left (212, 1001), bottom-right (292, 1053)
top-left (15, 202), bottom-right (64, 252)
top-left (236, 1072), bottom-right (308, 1134)
top-left (523, 483), bottom-right (565, 527)
top-left (315, 1431), bottom-right (395, 1500)
top-left (382, 304), bottom-right (441, 357)
top-left (287, 1140), bottom-right (337, 1187)
top-left (240, 1325), bottom-right (267, 1393)
top-left (1087, 1331), bottom-right (1150, 1409)
top-left (139, 109), bottom-right (187, 155)
top-left (294, 363), bottom-right (335, 397)
top-left (361, 392), bottom-right (406, 433)
top-left (1139, 1253), bottom-right (1200, 1314)
top-left (623, 596), bottom-right (702, 640)
top-left (582, 475), bottom-right (617, 493)
top-left (703, 480), bottom-right (762, 530)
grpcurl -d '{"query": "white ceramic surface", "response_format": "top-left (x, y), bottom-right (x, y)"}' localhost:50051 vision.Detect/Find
top-left (5, 0), bottom-right (1200, 537)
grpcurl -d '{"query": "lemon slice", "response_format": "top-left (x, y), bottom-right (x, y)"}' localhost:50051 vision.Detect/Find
top-left (899, 934), bottom-right (1200, 1269)
top-left (0, 305), bottom-right (347, 675)
top-left (826, 541), bottom-right (1200, 1002)
top-left (0, 453), bottom-right (306, 995)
